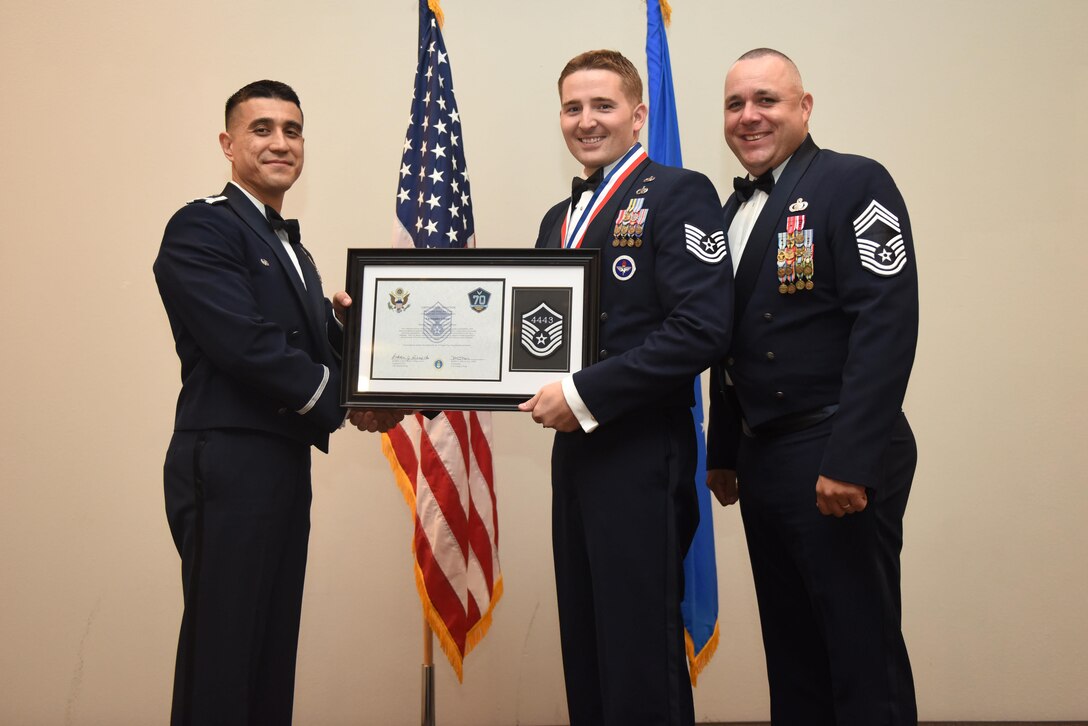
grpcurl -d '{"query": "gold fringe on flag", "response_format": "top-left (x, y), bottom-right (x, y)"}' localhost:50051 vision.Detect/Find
top-left (659, 0), bottom-right (672, 27)
top-left (428, 0), bottom-right (445, 29)
top-left (381, 431), bottom-right (504, 683)
top-left (685, 620), bottom-right (721, 686)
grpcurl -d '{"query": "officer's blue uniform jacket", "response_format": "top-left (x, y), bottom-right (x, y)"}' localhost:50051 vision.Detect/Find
top-left (154, 182), bottom-right (344, 452)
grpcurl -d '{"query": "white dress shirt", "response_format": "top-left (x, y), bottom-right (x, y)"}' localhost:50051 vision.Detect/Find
top-left (562, 155), bottom-right (624, 433)
top-left (726, 158), bottom-right (790, 273)
top-left (232, 181), bottom-right (307, 288)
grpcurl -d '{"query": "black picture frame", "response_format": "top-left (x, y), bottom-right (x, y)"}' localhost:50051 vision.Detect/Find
top-left (341, 247), bottom-right (600, 411)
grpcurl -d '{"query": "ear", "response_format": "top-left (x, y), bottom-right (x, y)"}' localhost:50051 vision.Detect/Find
top-left (218, 131), bottom-right (234, 162)
top-left (800, 92), bottom-right (814, 126)
top-left (632, 101), bottom-right (648, 136)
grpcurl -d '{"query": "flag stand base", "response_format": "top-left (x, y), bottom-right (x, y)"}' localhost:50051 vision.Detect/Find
top-left (420, 664), bottom-right (435, 726)
top-left (421, 616), bottom-right (435, 726)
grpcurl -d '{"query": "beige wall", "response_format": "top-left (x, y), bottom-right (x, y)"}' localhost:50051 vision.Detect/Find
top-left (2, 0), bottom-right (1086, 723)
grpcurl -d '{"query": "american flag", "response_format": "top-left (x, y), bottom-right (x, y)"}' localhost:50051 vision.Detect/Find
top-left (381, 0), bottom-right (501, 682)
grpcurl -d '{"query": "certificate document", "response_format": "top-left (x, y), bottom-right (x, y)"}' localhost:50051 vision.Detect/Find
top-left (370, 278), bottom-right (505, 382)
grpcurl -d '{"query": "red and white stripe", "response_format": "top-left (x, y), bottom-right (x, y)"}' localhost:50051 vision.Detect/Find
top-left (383, 410), bottom-right (501, 681)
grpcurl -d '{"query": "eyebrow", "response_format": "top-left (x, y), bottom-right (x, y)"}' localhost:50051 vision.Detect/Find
top-left (563, 95), bottom-right (619, 107)
top-left (247, 117), bottom-right (303, 131)
top-left (725, 88), bottom-right (781, 103)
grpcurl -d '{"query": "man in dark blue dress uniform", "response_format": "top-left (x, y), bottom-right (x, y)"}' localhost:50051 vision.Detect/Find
top-left (520, 50), bottom-right (733, 726)
top-left (706, 49), bottom-right (919, 725)
top-left (154, 80), bottom-right (398, 726)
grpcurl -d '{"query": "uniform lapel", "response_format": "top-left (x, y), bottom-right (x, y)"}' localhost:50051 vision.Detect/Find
top-left (221, 183), bottom-right (327, 347)
top-left (722, 196), bottom-right (740, 232)
top-left (540, 207), bottom-right (565, 249)
top-left (293, 243), bottom-right (331, 350)
top-left (732, 136), bottom-right (820, 318)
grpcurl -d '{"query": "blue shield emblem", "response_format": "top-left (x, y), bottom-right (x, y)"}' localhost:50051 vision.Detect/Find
top-left (467, 287), bottom-right (491, 313)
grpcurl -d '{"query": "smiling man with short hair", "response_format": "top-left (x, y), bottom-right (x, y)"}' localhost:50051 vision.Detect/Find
top-left (520, 50), bottom-right (733, 726)
top-left (707, 49), bottom-right (920, 725)
top-left (155, 80), bottom-right (399, 726)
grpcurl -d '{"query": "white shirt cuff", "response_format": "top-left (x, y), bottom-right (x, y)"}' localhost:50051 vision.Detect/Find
top-left (562, 375), bottom-right (599, 433)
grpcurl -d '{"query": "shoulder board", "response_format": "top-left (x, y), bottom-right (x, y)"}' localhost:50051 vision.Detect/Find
top-left (186, 195), bottom-right (228, 205)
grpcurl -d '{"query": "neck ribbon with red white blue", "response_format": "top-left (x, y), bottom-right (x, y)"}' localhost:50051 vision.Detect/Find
top-left (562, 143), bottom-right (647, 249)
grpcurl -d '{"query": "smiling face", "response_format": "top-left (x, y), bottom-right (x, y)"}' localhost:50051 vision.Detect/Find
top-left (218, 97), bottom-right (304, 210)
top-left (723, 54), bottom-right (812, 177)
top-left (559, 69), bottom-right (647, 176)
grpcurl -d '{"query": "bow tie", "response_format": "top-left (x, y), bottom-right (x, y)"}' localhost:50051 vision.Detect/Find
top-left (266, 205), bottom-right (301, 245)
top-left (571, 168), bottom-right (604, 204)
top-left (733, 172), bottom-right (774, 203)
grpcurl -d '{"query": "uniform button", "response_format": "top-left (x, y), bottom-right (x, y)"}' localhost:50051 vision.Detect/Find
top-left (600, 312), bottom-right (609, 322)
top-left (763, 312), bottom-right (774, 321)
top-left (599, 349), bottom-right (609, 359)
top-left (766, 351), bottom-right (775, 361)
top-left (774, 391), bottom-right (785, 400)
top-left (277, 407), bottom-right (288, 415)
top-left (726, 357), bottom-right (735, 366)
top-left (289, 329), bottom-right (301, 339)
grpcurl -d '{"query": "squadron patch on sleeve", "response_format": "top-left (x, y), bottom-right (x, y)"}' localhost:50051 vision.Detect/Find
top-left (853, 200), bottom-right (907, 277)
top-left (683, 223), bottom-right (728, 264)
top-left (187, 195), bottom-right (228, 205)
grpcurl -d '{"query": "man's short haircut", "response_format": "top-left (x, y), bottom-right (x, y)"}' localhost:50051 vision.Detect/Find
top-left (558, 49), bottom-right (643, 105)
top-left (735, 48), bottom-right (803, 84)
top-left (224, 80), bottom-right (302, 128)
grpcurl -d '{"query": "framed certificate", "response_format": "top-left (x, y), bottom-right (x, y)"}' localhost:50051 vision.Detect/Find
top-left (341, 248), bottom-right (600, 410)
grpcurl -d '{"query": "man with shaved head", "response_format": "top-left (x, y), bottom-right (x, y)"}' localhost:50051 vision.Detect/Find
top-left (706, 49), bottom-right (919, 724)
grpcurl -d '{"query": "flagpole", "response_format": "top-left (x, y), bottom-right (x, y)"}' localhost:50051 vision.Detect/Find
top-left (421, 617), bottom-right (435, 726)
top-left (646, 0), bottom-right (721, 685)
top-left (393, 0), bottom-right (500, 709)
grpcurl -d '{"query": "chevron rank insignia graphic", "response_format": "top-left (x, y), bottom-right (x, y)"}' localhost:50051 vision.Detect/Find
top-left (853, 200), bottom-right (907, 277)
top-left (684, 223), bottom-right (728, 264)
top-left (422, 302), bottom-right (453, 343)
top-left (520, 302), bottom-right (564, 358)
